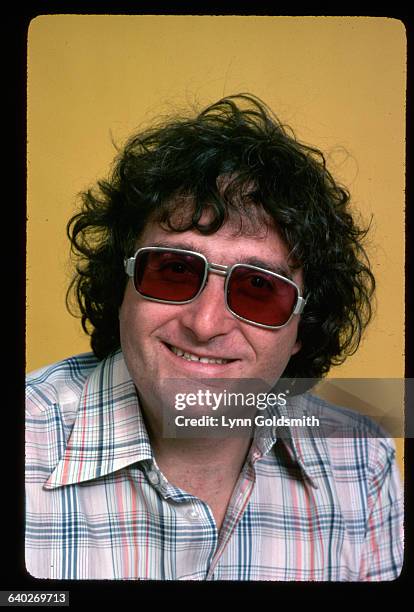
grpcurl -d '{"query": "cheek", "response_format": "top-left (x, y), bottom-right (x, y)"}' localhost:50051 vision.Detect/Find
top-left (119, 292), bottom-right (158, 375)
top-left (119, 285), bottom-right (148, 350)
top-left (119, 286), bottom-right (135, 330)
top-left (119, 283), bottom-right (178, 341)
top-left (256, 324), bottom-right (300, 356)
top-left (290, 319), bottom-right (302, 355)
top-left (291, 336), bottom-right (301, 356)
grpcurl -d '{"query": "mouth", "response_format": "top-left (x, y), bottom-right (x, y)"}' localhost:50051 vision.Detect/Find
top-left (164, 343), bottom-right (237, 366)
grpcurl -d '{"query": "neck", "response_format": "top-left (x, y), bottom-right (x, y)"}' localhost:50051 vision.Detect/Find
top-left (140, 396), bottom-right (253, 487)
top-left (139, 393), bottom-right (255, 531)
top-left (153, 431), bottom-right (251, 471)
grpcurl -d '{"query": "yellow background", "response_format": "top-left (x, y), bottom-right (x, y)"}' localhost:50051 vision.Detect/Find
top-left (27, 16), bottom-right (406, 472)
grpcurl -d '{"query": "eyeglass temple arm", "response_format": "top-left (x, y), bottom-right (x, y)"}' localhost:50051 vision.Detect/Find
top-left (124, 257), bottom-right (135, 277)
top-left (293, 295), bottom-right (308, 315)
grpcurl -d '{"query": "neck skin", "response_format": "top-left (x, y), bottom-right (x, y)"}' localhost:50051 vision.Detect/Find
top-left (139, 391), bottom-right (253, 505)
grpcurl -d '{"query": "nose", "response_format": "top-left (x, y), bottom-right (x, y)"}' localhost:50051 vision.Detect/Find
top-left (179, 272), bottom-right (236, 341)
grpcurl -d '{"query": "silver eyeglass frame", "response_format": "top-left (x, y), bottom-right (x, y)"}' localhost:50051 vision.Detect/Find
top-left (124, 246), bottom-right (307, 330)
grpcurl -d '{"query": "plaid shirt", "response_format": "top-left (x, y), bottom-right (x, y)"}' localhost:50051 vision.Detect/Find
top-left (25, 350), bottom-right (404, 581)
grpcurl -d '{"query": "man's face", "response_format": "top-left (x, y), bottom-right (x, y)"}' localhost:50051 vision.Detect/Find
top-left (119, 216), bottom-right (303, 419)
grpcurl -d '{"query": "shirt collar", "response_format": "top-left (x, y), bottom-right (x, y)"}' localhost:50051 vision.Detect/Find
top-left (283, 433), bottom-right (322, 489)
top-left (44, 350), bottom-right (153, 489)
top-left (44, 351), bottom-right (321, 490)
top-left (253, 398), bottom-right (324, 489)
top-left (289, 393), bottom-right (335, 489)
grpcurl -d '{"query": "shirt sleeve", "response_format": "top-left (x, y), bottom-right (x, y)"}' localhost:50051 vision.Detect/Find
top-left (359, 438), bottom-right (404, 581)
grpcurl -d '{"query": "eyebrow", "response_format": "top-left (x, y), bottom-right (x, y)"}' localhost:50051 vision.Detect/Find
top-left (143, 240), bottom-right (295, 280)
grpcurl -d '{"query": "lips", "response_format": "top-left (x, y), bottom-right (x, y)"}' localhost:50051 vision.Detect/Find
top-left (165, 343), bottom-right (236, 365)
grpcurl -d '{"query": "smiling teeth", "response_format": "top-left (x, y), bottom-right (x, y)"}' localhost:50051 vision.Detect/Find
top-left (169, 345), bottom-right (229, 364)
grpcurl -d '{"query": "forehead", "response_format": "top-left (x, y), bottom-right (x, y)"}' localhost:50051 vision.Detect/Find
top-left (137, 217), bottom-right (299, 276)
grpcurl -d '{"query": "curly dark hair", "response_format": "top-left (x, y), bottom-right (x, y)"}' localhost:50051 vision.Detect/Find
top-left (67, 93), bottom-right (375, 379)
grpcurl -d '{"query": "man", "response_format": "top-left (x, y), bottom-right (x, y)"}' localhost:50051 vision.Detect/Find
top-left (26, 94), bottom-right (403, 580)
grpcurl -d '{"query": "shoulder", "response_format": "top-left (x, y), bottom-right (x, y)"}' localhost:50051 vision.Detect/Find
top-left (26, 352), bottom-right (100, 416)
top-left (25, 353), bottom-right (102, 472)
top-left (296, 391), bottom-right (394, 438)
top-left (291, 392), bottom-right (399, 479)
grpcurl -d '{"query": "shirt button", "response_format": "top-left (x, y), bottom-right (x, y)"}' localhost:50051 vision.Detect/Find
top-left (186, 509), bottom-right (200, 520)
top-left (147, 470), bottom-right (160, 485)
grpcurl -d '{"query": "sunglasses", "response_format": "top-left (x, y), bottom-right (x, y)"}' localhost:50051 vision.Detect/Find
top-left (124, 246), bottom-right (307, 329)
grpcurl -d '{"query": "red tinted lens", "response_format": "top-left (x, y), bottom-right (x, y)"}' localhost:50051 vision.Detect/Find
top-left (227, 266), bottom-right (298, 326)
top-left (134, 250), bottom-right (206, 302)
